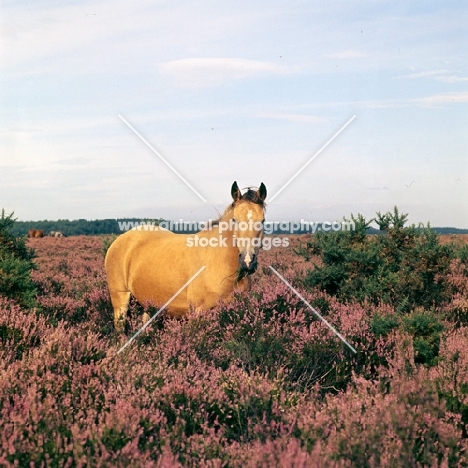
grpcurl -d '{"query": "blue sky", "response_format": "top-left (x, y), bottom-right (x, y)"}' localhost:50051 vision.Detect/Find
top-left (1, 0), bottom-right (467, 227)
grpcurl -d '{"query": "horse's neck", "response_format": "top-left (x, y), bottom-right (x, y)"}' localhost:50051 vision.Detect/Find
top-left (210, 223), bottom-right (236, 244)
top-left (202, 222), bottom-right (238, 250)
top-left (199, 212), bottom-right (238, 251)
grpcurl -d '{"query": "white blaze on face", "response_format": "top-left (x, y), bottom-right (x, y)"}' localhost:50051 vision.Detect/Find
top-left (243, 210), bottom-right (253, 266)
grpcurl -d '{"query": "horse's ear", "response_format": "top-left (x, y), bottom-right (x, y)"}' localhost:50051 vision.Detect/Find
top-left (258, 182), bottom-right (267, 202)
top-left (231, 181), bottom-right (242, 201)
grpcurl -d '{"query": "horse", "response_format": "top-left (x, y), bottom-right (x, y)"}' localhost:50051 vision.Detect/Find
top-left (105, 181), bottom-right (267, 332)
top-left (28, 229), bottom-right (44, 238)
top-left (49, 231), bottom-right (65, 238)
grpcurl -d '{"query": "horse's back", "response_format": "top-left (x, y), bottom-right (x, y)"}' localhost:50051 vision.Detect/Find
top-left (105, 228), bottom-right (175, 268)
top-left (105, 227), bottom-right (199, 311)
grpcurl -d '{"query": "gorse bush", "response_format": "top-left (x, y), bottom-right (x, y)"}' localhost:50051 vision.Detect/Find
top-left (0, 210), bottom-right (36, 308)
top-left (295, 208), bottom-right (467, 368)
top-left (402, 308), bottom-right (444, 366)
top-left (300, 207), bottom-right (455, 311)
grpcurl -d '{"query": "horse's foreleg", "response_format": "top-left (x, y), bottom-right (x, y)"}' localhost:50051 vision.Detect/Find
top-left (237, 275), bottom-right (252, 292)
top-left (111, 291), bottom-right (131, 332)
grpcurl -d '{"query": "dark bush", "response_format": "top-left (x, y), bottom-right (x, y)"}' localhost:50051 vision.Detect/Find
top-left (300, 207), bottom-right (455, 311)
top-left (402, 309), bottom-right (444, 366)
top-left (0, 210), bottom-right (36, 308)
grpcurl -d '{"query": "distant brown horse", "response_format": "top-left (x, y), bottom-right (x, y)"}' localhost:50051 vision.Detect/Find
top-left (105, 181), bottom-right (267, 331)
top-left (28, 229), bottom-right (44, 238)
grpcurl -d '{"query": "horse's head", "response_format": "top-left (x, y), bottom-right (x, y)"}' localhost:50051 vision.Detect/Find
top-left (230, 181), bottom-right (267, 275)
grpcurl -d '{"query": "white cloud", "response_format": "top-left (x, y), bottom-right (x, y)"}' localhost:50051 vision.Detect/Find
top-left (413, 91), bottom-right (468, 106)
top-left (436, 75), bottom-right (468, 83)
top-left (0, 1), bottom-right (266, 77)
top-left (325, 92), bottom-right (468, 110)
top-left (158, 58), bottom-right (288, 87)
top-left (399, 69), bottom-right (468, 83)
top-left (399, 69), bottom-right (449, 79)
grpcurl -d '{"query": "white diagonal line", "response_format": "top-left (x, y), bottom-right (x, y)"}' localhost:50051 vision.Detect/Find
top-left (116, 266), bottom-right (206, 355)
top-left (269, 266), bottom-right (357, 353)
top-left (118, 114), bottom-right (207, 203)
top-left (269, 115), bottom-right (356, 203)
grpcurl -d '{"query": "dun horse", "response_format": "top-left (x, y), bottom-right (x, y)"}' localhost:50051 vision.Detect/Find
top-left (105, 181), bottom-right (267, 331)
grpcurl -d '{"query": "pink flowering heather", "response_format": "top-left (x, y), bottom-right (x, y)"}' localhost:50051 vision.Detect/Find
top-left (0, 234), bottom-right (466, 466)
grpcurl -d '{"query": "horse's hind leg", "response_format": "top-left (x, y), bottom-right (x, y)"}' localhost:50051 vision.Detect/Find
top-left (110, 290), bottom-right (131, 332)
top-left (142, 311), bottom-right (150, 326)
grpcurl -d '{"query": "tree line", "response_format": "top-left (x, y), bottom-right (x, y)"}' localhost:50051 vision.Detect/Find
top-left (11, 219), bottom-right (125, 237)
top-left (9, 217), bottom-right (468, 237)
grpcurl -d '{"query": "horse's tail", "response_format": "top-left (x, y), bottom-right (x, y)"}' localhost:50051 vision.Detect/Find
top-left (105, 235), bottom-right (131, 332)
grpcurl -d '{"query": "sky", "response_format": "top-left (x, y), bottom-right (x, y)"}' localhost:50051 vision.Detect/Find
top-left (1, 0), bottom-right (467, 227)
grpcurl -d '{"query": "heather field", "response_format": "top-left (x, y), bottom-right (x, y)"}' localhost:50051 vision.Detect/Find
top-left (2, 227), bottom-right (468, 466)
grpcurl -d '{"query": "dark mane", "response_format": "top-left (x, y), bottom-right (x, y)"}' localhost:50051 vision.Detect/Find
top-left (210, 187), bottom-right (266, 227)
top-left (238, 188), bottom-right (267, 206)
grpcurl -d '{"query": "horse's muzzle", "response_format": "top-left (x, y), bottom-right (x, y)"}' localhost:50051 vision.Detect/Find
top-left (239, 252), bottom-right (258, 274)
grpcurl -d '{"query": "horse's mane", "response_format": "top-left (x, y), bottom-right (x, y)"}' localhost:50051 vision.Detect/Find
top-left (211, 188), bottom-right (267, 226)
top-left (237, 187), bottom-right (267, 205)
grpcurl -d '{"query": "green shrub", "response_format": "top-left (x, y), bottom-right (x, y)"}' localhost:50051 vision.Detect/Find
top-left (101, 234), bottom-right (118, 258)
top-left (300, 207), bottom-right (454, 311)
top-left (0, 210), bottom-right (36, 308)
top-left (402, 309), bottom-right (444, 366)
top-left (370, 312), bottom-right (399, 338)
